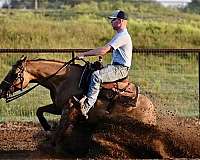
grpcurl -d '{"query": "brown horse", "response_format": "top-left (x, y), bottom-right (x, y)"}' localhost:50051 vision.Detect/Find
top-left (0, 56), bottom-right (156, 132)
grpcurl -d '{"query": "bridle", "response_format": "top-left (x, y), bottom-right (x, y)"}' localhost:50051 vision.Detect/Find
top-left (2, 63), bottom-right (25, 99)
top-left (12, 64), bottom-right (25, 91)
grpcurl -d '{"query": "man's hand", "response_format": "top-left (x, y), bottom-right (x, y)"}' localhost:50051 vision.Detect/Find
top-left (75, 53), bottom-right (85, 60)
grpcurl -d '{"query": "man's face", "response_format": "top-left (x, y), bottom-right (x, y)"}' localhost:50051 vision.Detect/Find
top-left (110, 18), bottom-right (122, 30)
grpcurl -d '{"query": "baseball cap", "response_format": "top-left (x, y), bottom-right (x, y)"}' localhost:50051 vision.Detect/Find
top-left (108, 10), bottom-right (128, 20)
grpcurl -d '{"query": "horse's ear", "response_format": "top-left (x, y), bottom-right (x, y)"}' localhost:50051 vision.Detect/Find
top-left (20, 55), bottom-right (27, 61)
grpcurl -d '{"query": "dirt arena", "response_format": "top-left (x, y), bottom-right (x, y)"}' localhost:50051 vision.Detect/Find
top-left (0, 113), bottom-right (200, 159)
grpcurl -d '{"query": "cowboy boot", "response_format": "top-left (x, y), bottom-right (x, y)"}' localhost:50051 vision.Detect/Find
top-left (79, 96), bottom-right (89, 119)
top-left (73, 96), bottom-right (89, 119)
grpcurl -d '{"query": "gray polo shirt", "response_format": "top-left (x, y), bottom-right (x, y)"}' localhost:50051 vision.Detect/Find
top-left (108, 28), bottom-right (132, 67)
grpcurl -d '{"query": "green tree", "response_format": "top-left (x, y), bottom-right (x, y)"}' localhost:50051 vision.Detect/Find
top-left (184, 0), bottom-right (200, 14)
top-left (9, 0), bottom-right (48, 9)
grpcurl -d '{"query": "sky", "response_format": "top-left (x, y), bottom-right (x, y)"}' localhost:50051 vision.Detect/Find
top-left (0, 0), bottom-right (9, 8)
top-left (0, 0), bottom-right (193, 8)
top-left (156, 0), bottom-right (192, 7)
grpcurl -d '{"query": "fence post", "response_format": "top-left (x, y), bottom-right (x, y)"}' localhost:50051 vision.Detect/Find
top-left (72, 51), bottom-right (75, 64)
top-left (199, 52), bottom-right (200, 119)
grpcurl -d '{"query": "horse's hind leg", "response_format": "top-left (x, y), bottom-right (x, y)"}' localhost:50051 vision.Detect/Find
top-left (36, 104), bottom-right (62, 131)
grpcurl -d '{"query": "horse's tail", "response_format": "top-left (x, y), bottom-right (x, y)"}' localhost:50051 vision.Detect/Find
top-left (132, 85), bottom-right (139, 107)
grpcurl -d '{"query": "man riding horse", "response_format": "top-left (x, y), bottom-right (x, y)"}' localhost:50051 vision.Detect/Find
top-left (76, 10), bottom-right (133, 119)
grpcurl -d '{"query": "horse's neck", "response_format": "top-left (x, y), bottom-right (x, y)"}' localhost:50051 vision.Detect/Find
top-left (26, 60), bottom-right (67, 79)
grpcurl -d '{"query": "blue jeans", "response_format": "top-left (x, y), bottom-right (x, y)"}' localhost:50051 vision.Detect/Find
top-left (84, 64), bottom-right (129, 113)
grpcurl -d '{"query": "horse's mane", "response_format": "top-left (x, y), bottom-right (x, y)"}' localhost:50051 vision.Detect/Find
top-left (27, 58), bottom-right (83, 68)
top-left (28, 58), bottom-right (65, 63)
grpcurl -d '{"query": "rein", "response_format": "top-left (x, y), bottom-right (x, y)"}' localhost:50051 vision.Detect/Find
top-left (6, 57), bottom-right (78, 103)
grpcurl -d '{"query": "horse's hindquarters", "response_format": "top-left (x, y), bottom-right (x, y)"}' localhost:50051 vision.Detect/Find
top-left (110, 94), bottom-right (156, 125)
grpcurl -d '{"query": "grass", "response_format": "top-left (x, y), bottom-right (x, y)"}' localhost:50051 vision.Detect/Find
top-left (0, 7), bottom-right (200, 48)
top-left (130, 53), bottom-right (199, 118)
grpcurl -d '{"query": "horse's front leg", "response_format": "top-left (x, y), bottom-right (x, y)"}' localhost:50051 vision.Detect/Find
top-left (36, 104), bottom-right (62, 131)
top-left (51, 98), bottom-right (81, 146)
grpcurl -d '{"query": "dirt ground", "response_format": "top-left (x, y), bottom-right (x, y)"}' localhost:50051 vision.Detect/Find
top-left (0, 113), bottom-right (200, 159)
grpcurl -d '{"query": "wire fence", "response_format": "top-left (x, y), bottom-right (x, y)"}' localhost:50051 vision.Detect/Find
top-left (0, 48), bottom-right (199, 121)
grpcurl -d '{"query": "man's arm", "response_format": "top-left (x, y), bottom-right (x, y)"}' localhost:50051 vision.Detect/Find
top-left (76, 44), bottom-right (112, 58)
